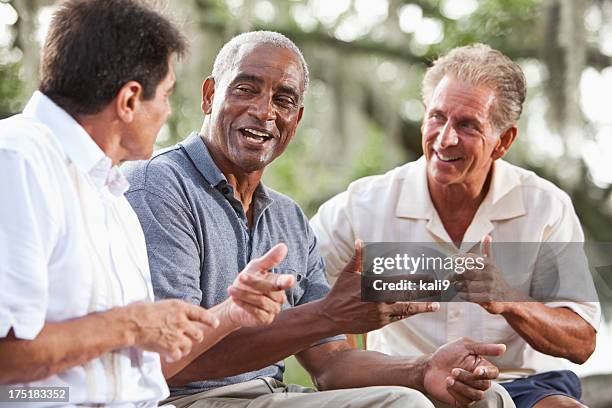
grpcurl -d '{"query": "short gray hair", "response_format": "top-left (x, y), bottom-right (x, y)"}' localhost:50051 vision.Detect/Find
top-left (422, 43), bottom-right (527, 131)
top-left (211, 30), bottom-right (309, 99)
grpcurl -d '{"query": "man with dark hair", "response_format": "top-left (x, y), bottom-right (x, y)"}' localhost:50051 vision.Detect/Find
top-left (39, 0), bottom-right (186, 116)
top-left (124, 31), bottom-right (515, 408)
top-left (0, 1), bottom-right (292, 405)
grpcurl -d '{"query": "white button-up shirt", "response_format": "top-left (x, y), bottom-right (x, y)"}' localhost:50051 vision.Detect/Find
top-left (0, 92), bottom-right (168, 406)
top-left (311, 156), bottom-right (600, 380)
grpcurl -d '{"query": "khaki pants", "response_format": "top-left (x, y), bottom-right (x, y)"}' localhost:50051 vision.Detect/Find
top-left (162, 377), bottom-right (515, 408)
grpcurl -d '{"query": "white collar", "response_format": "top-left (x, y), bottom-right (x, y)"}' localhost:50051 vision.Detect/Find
top-left (23, 91), bottom-right (129, 196)
top-left (395, 156), bottom-right (526, 247)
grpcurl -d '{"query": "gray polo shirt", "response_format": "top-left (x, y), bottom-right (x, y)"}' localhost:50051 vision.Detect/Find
top-left (123, 133), bottom-right (343, 396)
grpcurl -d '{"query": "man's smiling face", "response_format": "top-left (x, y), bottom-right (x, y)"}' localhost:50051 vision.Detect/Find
top-left (203, 42), bottom-right (304, 174)
top-left (422, 75), bottom-right (500, 188)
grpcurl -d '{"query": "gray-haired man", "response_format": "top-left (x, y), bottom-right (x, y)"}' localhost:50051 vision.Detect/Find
top-left (124, 32), bottom-right (515, 407)
top-left (312, 44), bottom-right (599, 408)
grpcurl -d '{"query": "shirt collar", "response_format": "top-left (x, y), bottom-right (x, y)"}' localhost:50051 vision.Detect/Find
top-left (22, 91), bottom-right (129, 196)
top-left (180, 132), bottom-right (227, 188)
top-left (396, 156), bottom-right (525, 222)
top-left (180, 132), bottom-right (274, 219)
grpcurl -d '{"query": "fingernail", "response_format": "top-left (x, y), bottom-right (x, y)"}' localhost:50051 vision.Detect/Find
top-left (279, 276), bottom-right (293, 286)
top-left (447, 378), bottom-right (454, 386)
top-left (452, 368), bottom-right (460, 376)
top-left (430, 302), bottom-right (440, 311)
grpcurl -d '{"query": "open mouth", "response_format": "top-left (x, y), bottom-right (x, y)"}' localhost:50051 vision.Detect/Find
top-left (240, 128), bottom-right (275, 144)
top-left (435, 152), bottom-right (462, 162)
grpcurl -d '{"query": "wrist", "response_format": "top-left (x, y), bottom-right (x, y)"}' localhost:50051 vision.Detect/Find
top-left (108, 305), bottom-right (138, 348)
top-left (213, 299), bottom-right (242, 332)
top-left (312, 297), bottom-right (344, 336)
top-left (410, 354), bottom-right (431, 393)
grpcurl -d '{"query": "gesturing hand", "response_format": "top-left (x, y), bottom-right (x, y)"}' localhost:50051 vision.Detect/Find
top-left (227, 243), bottom-right (295, 327)
top-left (126, 299), bottom-right (220, 363)
top-left (451, 235), bottom-right (520, 315)
top-left (323, 240), bottom-right (440, 334)
top-left (424, 337), bottom-right (506, 407)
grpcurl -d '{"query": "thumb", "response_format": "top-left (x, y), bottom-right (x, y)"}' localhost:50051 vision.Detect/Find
top-left (467, 342), bottom-right (506, 357)
top-left (343, 239), bottom-right (363, 275)
top-left (247, 243), bottom-right (288, 274)
top-left (480, 234), bottom-right (493, 260)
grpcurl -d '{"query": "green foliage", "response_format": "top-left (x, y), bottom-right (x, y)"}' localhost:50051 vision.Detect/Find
top-left (0, 61), bottom-right (23, 119)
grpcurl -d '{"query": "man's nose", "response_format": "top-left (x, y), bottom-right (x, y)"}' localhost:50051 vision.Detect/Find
top-left (249, 93), bottom-right (276, 122)
top-left (434, 123), bottom-right (459, 150)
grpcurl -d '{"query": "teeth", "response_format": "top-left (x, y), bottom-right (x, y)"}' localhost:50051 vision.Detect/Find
top-left (437, 152), bottom-right (460, 162)
top-left (245, 128), bottom-right (271, 138)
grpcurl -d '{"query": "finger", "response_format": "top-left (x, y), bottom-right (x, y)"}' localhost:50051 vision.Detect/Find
top-left (472, 361), bottom-right (500, 380)
top-left (461, 267), bottom-right (486, 281)
top-left (232, 298), bottom-right (275, 325)
top-left (164, 346), bottom-right (182, 363)
top-left (455, 280), bottom-right (488, 294)
top-left (244, 243), bottom-right (288, 274)
top-left (343, 239), bottom-right (363, 275)
top-left (446, 378), bottom-right (475, 407)
top-left (389, 302), bottom-right (440, 317)
top-left (466, 342), bottom-right (506, 358)
top-left (450, 368), bottom-right (491, 390)
top-left (480, 235), bottom-right (493, 260)
top-left (184, 304), bottom-right (220, 328)
top-left (176, 335), bottom-right (192, 358)
top-left (237, 271), bottom-right (295, 293)
top-left (447, 377), bottom-right (485, 404)
top-left (180, 321), bottom-right (205, 343)
top-left (228, 285), bottom-right (282, 314)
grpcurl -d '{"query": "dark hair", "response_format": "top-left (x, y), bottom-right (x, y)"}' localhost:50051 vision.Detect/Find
top-left (39, 0), bottom-right (187, 115)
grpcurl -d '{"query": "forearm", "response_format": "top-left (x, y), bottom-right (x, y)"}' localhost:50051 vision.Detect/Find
top-left (0, 307), bottom-right (134, 384)
top-left (161, 300), bottom-right (240, 379)
top-left (304, 346), bottom-right (428, 391)
top-left (168, 299), bottom-right (337, 385)
top-left (501, 303), bottom-right (595, 363)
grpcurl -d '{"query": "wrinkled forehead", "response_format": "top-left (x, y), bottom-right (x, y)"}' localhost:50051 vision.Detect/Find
top-left (429, 75), bottom-right (497, 119)
top-left (224, 43), bottom-right (305, 92)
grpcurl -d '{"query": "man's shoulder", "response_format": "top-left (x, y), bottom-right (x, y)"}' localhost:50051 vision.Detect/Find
top-left (263, 185), bottom-right (306, 217)
top-left (123, 144), bottom-right (194, 195)
top-left (0, 114), bottom-right (60, 156)
top-left (501, 160), bottom-right (573, 207)
top-left (0, 114), bottom-right (65, 171)
top-left (345, 159), bottom-right (420, 197)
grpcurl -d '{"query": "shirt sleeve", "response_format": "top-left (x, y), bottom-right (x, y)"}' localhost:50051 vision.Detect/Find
top-left (125, 187), bottom-right (203, 305)
top-left (0, 149), bottom-right (56, 339)
top-left (310, 191), bottom-right (356, 284)
top-left (537, 193), bottom-right (601, 331)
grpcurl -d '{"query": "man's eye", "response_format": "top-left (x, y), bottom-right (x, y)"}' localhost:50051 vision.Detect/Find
top-left (460, 122), bottom-right (477, 131)
top-left (236, 86), bottom-right (254, 93)
top-left (276, 97), bottom-right (295, 107)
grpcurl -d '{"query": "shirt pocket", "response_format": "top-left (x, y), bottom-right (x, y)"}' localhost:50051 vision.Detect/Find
top-left (272, 267), bottom-right (306, 308)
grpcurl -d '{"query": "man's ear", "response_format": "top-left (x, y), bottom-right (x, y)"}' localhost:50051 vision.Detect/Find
top-left (201, 76), bottom-right (215, 115)
top-left (296, 105), bottom-right (304, 124)
top-left (115, 81), bottom-right (143, 123)
top-left (492, 125), bottom-right (518, 160)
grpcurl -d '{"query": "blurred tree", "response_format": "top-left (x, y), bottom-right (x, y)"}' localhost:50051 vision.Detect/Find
top-left (2, 0), bottom-right (612, 401)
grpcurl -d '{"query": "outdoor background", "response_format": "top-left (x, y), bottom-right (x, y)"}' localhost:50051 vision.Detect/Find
top-left (1, 0), bottom-right (611, 406)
